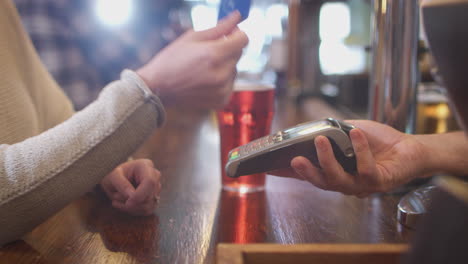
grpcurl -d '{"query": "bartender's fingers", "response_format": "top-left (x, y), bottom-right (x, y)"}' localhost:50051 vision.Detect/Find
top-left (349, 129), bottom-right (381, 191)
top-left (291, 156), bottom-right (328, 190)
top-left (269, 167), bottom-right (302, 179)
top-left (314, 136), bottom-right (356, 194)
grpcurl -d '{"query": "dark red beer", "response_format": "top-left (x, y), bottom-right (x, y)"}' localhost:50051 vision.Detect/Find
top-left (217, 83), bottom-right (275, 192)
top-left (217, 190), bottom-right (267, 243)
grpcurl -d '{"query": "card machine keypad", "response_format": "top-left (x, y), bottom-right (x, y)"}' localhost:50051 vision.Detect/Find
top-left (238, 132), bottom-right (282, 156)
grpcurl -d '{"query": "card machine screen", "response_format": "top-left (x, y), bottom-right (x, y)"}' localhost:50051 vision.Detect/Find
top-left (282, 120), bottom-right (332, 139)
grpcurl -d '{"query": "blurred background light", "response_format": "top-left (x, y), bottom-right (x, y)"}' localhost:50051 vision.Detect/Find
top-left (319, 42), bottom-right (366, 75)
top-left (319, 2), bottom-right (350, 41)
top-left (96, 0), bottom-right (133, 27)
top-left (318, 2), bottom-right (365, 75)
top-left (191, 4), bottom-right (217, 31)
top-left (265, 4), bottom-right (288, 38)
top-left (237, 7), bottom-right (267, 73)
top-left (189, 0), bottom-right (288, 74)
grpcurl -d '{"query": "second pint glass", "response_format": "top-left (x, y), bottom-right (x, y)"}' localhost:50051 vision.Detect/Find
top-left (217, 81), bottom-right (275, 193)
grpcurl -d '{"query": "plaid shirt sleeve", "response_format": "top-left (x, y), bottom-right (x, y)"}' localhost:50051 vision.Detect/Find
top-left (13, 0), bottom-right (171, 110)
top-left (14, 0), bottom-right (101, 110)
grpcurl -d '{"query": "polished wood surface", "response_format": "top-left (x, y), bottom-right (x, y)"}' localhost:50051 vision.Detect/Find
top-left (217, 244), bottom-right (409, 264)
top-left (0, 98), bottom-right (413, 264)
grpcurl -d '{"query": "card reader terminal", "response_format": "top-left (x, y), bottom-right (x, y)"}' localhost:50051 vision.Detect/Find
top-left (225, 118), bottom-right (357, 178)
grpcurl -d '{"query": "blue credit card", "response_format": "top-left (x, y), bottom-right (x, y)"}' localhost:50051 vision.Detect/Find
top-left (217, 0), bottom-right (251, 22)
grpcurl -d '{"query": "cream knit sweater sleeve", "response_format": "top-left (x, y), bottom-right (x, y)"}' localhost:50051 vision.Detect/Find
top-left (0, 71), bottom-right (166, 246)
top-left (0, 0), bottom-right (166, 246)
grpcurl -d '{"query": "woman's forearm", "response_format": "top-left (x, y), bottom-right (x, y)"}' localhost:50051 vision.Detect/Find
top-left (0, 70), bottom-right (165, 246)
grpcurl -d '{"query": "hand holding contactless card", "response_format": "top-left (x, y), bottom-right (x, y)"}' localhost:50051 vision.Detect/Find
top-left (218, 0), bottom-right (251, 22)
top-left (225, 118), bottom-right (357, 178)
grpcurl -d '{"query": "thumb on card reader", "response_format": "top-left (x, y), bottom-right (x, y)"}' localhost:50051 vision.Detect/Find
top-left (225, 118), bottom-right (357, 178)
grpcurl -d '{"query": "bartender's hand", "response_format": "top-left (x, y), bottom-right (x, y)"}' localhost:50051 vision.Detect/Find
top-left (136, 11), bottom-right (248, 109)
top-left (100, 159), bottom-right (161, 215)
top-left (270, 120), bottom-right (430, 197)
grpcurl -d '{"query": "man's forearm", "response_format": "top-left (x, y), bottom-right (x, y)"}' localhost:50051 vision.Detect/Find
top-left (416, 131), bottom-right (468, 176)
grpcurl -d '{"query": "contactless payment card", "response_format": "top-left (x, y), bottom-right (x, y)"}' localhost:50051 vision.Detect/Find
top-left (217, 0), bottom-right (251, 22)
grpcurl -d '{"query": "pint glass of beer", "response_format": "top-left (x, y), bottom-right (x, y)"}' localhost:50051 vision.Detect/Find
top-left (416, 84), bottom-right (458, 134)
top-left (217, 81), bottom-right (275, 193)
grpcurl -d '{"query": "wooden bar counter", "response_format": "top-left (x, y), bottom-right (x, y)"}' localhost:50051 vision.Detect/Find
top-left (0, 97), bottom-right (412, 264)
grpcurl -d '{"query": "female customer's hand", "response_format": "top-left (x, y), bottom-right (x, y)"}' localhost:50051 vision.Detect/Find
top-left (137, 11), bottom-right (249, 109)
top-left (100, 159), bottom-right (161, 215)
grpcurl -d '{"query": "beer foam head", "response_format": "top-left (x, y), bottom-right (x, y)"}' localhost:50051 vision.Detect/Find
top-left (418, 91), bottom-right (448, 103)
top-left (418, 84), bottom-right (449, 103)
top-left (234, 80), bottom-right (275, 92)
